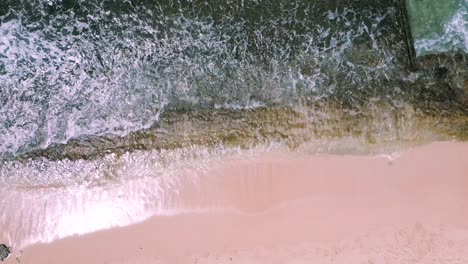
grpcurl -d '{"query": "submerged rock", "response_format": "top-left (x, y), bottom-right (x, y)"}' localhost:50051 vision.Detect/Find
top-left (0, 244), bottom-right (10, 261)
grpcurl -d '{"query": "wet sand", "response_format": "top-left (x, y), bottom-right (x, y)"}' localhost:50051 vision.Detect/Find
top-left (2, 141), bottom-right (468, 263)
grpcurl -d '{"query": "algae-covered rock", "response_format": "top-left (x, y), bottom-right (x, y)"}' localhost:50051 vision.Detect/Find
top-left (0, 244), bottom-right (10, 261)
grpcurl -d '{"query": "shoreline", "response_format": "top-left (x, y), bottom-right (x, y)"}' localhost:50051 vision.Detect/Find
top-left (2, 141), bottom-right (468, 263)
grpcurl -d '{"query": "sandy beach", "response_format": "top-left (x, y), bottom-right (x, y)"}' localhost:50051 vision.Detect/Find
top-left (2, 141), bottom-right (468, 263)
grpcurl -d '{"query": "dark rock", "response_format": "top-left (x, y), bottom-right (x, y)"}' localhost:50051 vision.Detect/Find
top-left (0, 244), bottom-right (10, 261)
top-left (434, 66), bottom-right (449, 79)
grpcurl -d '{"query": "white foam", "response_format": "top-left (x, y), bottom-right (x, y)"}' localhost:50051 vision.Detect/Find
top-left (0, 4), bottom-right (402, 156)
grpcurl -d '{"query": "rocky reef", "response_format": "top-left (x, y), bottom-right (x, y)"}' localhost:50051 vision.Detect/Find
top-left (0, 244), bottom-right (10, 261)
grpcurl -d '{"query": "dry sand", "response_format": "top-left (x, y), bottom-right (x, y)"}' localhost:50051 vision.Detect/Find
top-left (2, 141), bottom-right (468, 263)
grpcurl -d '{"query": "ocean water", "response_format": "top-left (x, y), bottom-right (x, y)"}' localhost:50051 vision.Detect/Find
top-left (0, 0), bottom-right (467, 249)
top-left (408, 0), bottom-right (468, 55)
top-left (0, 0), bottom-right (466, 159)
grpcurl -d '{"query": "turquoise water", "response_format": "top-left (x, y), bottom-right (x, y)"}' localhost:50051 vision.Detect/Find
top-left (408, 0), bottom-right (468, 55)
